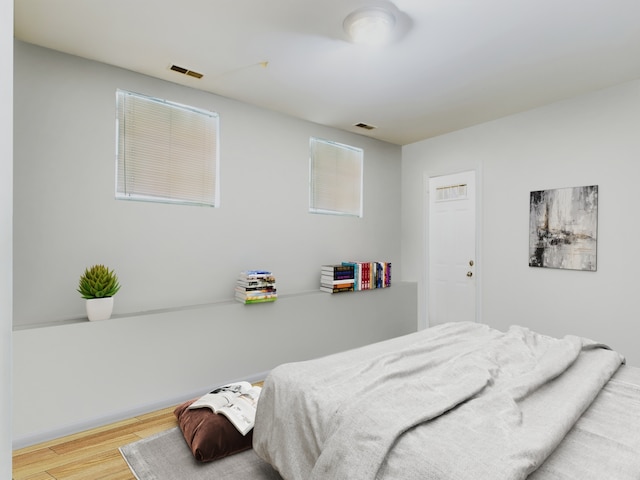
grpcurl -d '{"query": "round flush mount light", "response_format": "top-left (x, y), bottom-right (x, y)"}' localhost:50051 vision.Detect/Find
top-left (343, 6), bottom-right (396, 46)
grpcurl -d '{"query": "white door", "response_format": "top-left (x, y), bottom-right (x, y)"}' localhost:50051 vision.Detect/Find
top-left (428, 171), bottom-right (477, 326)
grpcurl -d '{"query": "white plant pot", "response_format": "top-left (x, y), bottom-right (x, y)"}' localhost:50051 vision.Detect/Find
top-left (86, 297), bottom-right (114, 321)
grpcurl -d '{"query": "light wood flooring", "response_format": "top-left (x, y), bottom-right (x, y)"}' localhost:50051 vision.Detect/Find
top-left (12, 403), bottom-right (179, 480)
top-left (13, 381), bottom-right (264, 479)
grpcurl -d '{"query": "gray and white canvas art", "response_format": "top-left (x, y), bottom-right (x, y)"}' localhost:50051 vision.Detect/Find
top-left (529, 185), bottom-right (598, 271)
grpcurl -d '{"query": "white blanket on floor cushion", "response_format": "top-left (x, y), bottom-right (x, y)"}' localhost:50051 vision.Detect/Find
top-left (253, 322), bottom-right (624, 480)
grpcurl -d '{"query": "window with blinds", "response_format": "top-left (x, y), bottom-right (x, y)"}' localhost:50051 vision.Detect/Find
top-left (309, 137), bottom-right (363, 217)
top-left (116, 89), bottom-right (220, 207)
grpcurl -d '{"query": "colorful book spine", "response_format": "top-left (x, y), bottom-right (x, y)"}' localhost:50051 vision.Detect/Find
top-left (320, 284), bottom-right (355, 293)
top-left (321, 262), bottom-right (391, 293)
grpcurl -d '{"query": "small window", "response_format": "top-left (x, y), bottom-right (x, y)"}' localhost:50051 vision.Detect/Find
top-left (436, 184), bottom-right (468, 202)
top-left (309, 137), bottom-right (363, 217)
top-left (116, 89), bottom-right (220, 207)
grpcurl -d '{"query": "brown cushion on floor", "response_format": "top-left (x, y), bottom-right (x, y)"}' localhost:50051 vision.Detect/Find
top-left (174, 399), bottom-right (253, 462)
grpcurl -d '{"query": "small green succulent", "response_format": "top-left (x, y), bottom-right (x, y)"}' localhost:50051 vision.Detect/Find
top-left (78, 264), bottom-right (121, 299)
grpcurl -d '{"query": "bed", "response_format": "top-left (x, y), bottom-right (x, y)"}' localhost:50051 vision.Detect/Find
top-left (252, 321), bottom-right (640, 479)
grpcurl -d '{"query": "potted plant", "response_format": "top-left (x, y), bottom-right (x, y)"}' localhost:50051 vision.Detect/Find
top-left (78, 264), bottom-right (121, 321)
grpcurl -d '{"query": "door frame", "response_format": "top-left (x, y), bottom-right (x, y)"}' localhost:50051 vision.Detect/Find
top-left (420, 167), bottom-right (483, 330)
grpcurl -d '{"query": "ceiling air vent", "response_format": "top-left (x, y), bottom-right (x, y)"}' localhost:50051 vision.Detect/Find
top-left (170, 64), bottom-right (204, 79)
top-left (354, 122), bottom-right (376, 130)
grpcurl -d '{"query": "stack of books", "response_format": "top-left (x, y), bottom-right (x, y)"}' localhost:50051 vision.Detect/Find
top-left (235, 270), bottom-right (277, 304)
top-left (320, 264), bottom-right (355, 293)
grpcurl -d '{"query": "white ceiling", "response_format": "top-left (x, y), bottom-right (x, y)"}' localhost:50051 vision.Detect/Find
top-left (13, 0), bottom-right (640, 145)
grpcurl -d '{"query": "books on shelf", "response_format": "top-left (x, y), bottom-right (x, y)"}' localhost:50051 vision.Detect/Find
top-left (236, 270), bottom-right (277, 304)
top-left (321, 264), bottom-right (355, 293)
top-left (188, 381), bottom-right (261, 435)
top-left (320, 262), bottom-right (391, 293)
top-left (321, 264), bottom-right (355, 278)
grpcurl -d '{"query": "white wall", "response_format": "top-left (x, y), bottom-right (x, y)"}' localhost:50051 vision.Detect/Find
top-left (13, 40), bottom-right (402, 328)
top-left (402, 79), bottom-right (640, 367)
top-left (1, 0), bottom-right (13, 473)
top-left (13, 283), bottom-right (416, 447)
top-left (13, 41), bottom-right (415, 448)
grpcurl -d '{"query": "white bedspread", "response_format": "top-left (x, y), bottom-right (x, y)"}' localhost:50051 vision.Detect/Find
top-left (253, 322), bottom-right (624, 480)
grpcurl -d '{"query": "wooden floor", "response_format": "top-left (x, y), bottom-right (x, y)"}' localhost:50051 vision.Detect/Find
top-left (12, 403), bottom-right (180, 480)
top-left (12, 381), bottom-right (264, 480)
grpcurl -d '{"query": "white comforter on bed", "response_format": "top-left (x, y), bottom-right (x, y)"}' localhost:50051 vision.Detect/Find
top-left (253, 322), bottom-right (624, 480)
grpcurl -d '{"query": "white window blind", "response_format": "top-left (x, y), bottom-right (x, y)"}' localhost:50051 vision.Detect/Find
top-left (116, 89), bottom-right (219, 207)
top-left (309, 137), bottom-right (363, 217)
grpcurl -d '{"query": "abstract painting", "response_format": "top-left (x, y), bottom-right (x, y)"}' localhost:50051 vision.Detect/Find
top-left (529, 185), bottom-right (598, 271)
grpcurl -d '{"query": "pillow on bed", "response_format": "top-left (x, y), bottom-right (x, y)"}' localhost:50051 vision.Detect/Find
top-left (174, 399), bottom-right (253, 462)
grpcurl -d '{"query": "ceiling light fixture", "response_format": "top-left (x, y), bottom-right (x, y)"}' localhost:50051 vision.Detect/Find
top-left (343, 6), bottom-right (396, 46)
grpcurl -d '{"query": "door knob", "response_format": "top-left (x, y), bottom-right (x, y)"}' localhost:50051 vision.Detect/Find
top-left (469, 260), bottom-right (474, 266)
top-left (467, 271), bottom-right (473, 277)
